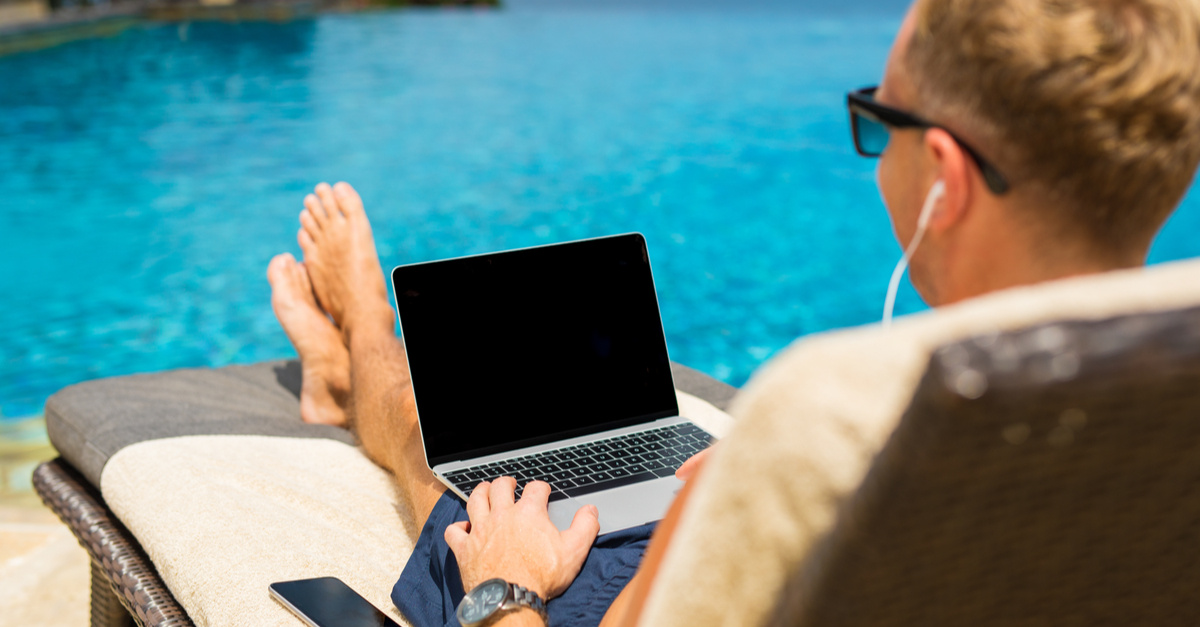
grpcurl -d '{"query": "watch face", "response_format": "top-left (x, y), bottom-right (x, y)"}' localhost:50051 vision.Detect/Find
top-left (458, 579), bottom-right (508, 625)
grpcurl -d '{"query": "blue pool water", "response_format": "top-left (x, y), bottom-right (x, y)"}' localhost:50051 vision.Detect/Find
top-left (3, 0), bottom-right (1200, 420)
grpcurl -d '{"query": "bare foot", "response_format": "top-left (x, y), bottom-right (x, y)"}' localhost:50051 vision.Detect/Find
top-left (267, 253), bottom-right (351, 426)
top-left (297, 182), bottom-right (394, 342)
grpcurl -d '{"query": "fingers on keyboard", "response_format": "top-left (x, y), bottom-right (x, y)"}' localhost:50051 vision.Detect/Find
top-left (444, 423), bottom-right (715, 499)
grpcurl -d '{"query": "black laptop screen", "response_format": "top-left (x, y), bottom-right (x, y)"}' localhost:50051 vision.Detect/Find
top-left (392, 234), bottom-right (679, 466)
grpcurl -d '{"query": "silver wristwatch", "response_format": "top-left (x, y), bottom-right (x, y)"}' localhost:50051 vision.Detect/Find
top-left (456, 578), bottom-right (548, 626)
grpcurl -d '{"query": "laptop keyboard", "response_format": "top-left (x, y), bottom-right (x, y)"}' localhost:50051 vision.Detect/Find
top-left (442, 422), bottom-right (714, 502)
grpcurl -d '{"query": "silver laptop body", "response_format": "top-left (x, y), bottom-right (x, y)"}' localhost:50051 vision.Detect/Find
top-left (391, 233), bottom-right (714, 534)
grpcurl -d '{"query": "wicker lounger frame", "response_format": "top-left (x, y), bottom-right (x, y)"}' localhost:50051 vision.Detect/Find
top-left (34, 458), bottom-right (195, 627)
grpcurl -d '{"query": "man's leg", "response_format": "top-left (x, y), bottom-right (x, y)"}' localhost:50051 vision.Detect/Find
top-left (276, 180), bottom-right (445, 527)
top-left (343, 323), bottom-right (446, 526)
top-left (266, 252), bottom-right (351, 427)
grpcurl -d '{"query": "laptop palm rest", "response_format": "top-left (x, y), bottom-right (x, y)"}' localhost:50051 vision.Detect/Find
top-left (547, 475), bottom-right (686, 535)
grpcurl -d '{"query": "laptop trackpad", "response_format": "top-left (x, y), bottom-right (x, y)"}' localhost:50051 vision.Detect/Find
top-left (546, 476), bottom-right (686, 535)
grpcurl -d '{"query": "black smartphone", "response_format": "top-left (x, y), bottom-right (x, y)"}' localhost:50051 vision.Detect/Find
top-left (269, 577), bottom-right (401, 627)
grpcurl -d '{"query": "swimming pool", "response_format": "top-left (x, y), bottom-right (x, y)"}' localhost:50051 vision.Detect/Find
top-left (3, 0), bottom-right (1200, 420)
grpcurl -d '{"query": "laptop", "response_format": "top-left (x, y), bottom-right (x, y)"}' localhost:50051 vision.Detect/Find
top-left (391, 233), bottom-right (714, 534)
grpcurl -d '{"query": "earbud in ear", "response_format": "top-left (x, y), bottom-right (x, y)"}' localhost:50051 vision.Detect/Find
top-left (916, 179), bottom-right (946, 230)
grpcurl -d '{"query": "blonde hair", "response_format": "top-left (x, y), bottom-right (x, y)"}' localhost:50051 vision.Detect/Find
top-left (905, 0), bottom-right (1200, 257)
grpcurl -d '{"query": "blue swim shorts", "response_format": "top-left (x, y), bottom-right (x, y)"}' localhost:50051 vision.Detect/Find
top-left (391, 491), bottom-right (656, 627)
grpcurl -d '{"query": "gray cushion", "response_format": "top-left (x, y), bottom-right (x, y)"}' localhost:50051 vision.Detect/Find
top-left (45, 360), bottom-right (352, 487)
top-left (45, 359), bottom-right (735, 488)
top-left (670, 361), bottom-right (738, 411)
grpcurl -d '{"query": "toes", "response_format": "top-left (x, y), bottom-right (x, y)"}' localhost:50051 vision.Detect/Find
top-left (304, 194), bottom-right (327, 228)
top-left (300, 208), bottom-right (321, 240)
top-left (333, 182), bottom-right (364, 216)
top-left (298, 228), bottom-right (316, 257)
top-left (295, 262), bottom-right (319, 307)
top-left (295, 261), bottom-right (313, 292)
top-left (267, 253), bottom-right (296, 283)
top-left (315, 183), bottom-right (344, 221)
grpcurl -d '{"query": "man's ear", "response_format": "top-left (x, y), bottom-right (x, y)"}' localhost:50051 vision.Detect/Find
top-left (923, 127), bottom-right (972, 233)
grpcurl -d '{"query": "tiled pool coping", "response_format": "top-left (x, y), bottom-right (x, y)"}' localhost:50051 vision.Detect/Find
top-left (0, 0), bottom-right (499, 55)
top-left (0, 2), bottom-right (142, 55)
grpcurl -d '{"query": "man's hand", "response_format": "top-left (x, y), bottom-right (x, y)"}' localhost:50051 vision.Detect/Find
top-left (445, 477), bottom-right (600, 601)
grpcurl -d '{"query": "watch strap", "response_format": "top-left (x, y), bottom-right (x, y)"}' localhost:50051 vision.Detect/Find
top-left (504, 583), bottom-right (548, 623)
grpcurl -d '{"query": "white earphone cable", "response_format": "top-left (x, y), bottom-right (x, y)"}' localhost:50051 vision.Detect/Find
top-left (882, 180), bottom-right (945, 328)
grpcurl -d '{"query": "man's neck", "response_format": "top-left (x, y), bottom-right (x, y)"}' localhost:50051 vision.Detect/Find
top-left (926, 213), bottom-right (1146, 307)
top-left (943, 257), bottom-right (1132, 306)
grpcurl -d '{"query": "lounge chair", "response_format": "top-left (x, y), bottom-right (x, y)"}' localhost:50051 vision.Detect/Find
top-left (33, 361), bottom-right (735, 627)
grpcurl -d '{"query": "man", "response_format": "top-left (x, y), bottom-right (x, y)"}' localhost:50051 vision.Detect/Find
top-left (266, 0), bottom-right (1200, 624)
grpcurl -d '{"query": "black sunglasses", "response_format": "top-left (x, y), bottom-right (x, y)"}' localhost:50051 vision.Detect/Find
top-left (847, 86), bottom-right (1010, 195)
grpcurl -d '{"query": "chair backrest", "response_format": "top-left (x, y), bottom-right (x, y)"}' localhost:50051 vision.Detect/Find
top-left (769, 305), bottom-right (1200, 626)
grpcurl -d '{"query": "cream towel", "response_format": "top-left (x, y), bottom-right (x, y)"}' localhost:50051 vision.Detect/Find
top-left (102, 436), bottom-right (414, 627)
top-left (100, 390), bottom-right (730, 627)
top-left (640, 258), bottom-right (1200, 627)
